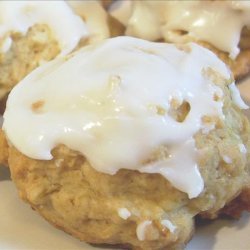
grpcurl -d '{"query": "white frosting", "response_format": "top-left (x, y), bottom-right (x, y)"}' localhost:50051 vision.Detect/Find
top-left (0, 37), bottom-right (12, 53)
top-left (118, 208), bottom-right (131, 220)
top-left (109, 0), bottom-right (132, 26)
top-left (161, 219), bottom-right (176, 233)
top-left (222, 155), bottom-right (233, 164)
top-left (238, 143), bottom-right (247, 154)
top-left (0, 1), bottom-right (88, 56)
top-left (110, 0), bottom-right (250, 58)
top-left (136, 220), bottom-right (152, 241)
top-left (229, 83), bottom-right (249, 110)
top-left (3, 37), bottom-right (231, 198)
top-left (67, 0), bottom-right (110, 43)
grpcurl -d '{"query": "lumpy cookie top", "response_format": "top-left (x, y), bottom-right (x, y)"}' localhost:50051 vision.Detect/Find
top-left (3, 37), bottom-right (247, 198)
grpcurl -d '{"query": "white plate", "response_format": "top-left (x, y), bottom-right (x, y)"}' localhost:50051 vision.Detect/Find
top-left (0, 77), bottom-right (250, 250)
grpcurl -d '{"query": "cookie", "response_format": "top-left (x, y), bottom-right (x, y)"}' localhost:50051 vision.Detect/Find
top-left (2, 37), bottom-right (250, 249)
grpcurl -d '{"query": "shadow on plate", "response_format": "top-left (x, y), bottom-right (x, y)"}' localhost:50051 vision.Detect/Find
top-left (186, 212), bottom-right (250, 250)
top-left (0, 165), bottom-right (10, 181)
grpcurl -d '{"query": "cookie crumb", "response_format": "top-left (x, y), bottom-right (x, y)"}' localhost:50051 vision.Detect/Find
top-left (31, 100), bottom-right (45, 113)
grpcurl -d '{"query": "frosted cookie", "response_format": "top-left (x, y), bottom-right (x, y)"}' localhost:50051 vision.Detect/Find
top-left (2, 37), bottom-right (250, 249)
top-left (0, 0), bottom-right (112, 101)
top-left (109, 0), bottom-right (250, 80)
